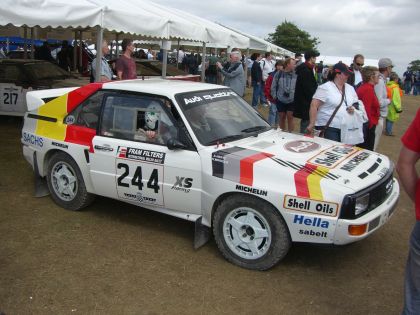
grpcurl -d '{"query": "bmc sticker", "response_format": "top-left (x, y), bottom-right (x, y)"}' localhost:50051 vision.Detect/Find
top-left (284, 195), bottom-right (338, 217)
top-left (284, 140), bottom-right (320, 153)
top-left (308, 145), bottom-right (358, 168)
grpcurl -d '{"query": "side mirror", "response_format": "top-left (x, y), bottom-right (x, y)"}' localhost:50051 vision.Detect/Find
top-left (167, 138), bottom-right (187, 150)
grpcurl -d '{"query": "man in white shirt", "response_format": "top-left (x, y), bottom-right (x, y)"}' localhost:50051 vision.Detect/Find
top-left (374, 57), bottom-right (393, 151)
top-left (91, 39), bottom-right (114, 82)
top-left (259, 52), bottom-right (275, 106)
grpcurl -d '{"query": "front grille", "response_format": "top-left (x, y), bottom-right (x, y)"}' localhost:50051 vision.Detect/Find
top-left (368, 172), bottom-right (394, 212)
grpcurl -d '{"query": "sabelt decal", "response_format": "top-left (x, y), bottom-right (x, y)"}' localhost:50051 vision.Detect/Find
top-left (309, 145), bottom-right (359, 169)
top-left (118, 147), bottom-right (166, 164)
top-left (284, 140), bottom-right (320, 153)
top-left (283, 195), bottom-right (338, 217)
top-left (23, 132), bottom-right (44, 148)
top-left (212, 147), bottom-right (273, 186)
top-left (299, 229), bottom-right (328, 238)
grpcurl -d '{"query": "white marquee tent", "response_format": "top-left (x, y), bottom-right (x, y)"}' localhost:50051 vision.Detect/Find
top-left (0, 0), bottom-right (249, 80)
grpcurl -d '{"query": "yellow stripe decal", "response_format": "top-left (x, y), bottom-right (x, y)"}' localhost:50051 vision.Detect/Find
top-left (35, 94), bottom-right (68, 141)
top-left (307, 166), bottom-right (329, 200)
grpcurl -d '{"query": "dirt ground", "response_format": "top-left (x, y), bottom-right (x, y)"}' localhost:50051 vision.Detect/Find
top-left (0, 93), bottom-right (419, 315)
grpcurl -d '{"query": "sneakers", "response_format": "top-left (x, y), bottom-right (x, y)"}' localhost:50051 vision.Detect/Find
top-left (261, 103), bottom-right (269, 107)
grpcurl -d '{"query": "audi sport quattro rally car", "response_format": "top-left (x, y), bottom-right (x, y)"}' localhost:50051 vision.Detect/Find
top-left (21, 79), bottom-right (400, 270)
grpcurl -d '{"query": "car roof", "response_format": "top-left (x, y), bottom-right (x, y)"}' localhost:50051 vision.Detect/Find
top-left (101, 79), bottom-right (227, 98)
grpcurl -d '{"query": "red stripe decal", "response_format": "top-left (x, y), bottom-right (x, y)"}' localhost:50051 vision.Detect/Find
top-left (66, 83), bottom-right (103, 113)
top-left (65, 125), bottom-right (96, 152)
top-left (294, 163), bottom-right (317, 197)
top-left (240, 152), bottom-right (273, 186)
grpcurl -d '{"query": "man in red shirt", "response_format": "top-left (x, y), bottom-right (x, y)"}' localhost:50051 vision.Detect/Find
top-left (397, 108), bottom-right (420, 314)
top-left (356, 66), bottom-right (380, 151)
top-left (115, 39), bottom-right (137, 80)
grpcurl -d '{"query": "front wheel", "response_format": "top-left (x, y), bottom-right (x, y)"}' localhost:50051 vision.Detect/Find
top-left (47, 152), bottom-right (95, 211)
top-left (213, 195), bottom-right (291, 270)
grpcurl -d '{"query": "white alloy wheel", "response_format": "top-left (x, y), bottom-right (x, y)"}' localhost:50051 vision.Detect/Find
top-left (51, 161), bottom-right (78, 201)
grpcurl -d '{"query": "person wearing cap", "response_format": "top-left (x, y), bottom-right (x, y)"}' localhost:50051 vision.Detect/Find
top-left (356, 66), bottom-right (381, 150)
top-left (294, 50), bottom-right (320, 133)
top-left (374, 57), bottom-right (393, 151)
top-left (307, 62), bottom-right (361, 142)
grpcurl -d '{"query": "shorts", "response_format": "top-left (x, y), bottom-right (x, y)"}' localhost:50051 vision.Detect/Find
top-left (276, 101), bottom-right (295, 113)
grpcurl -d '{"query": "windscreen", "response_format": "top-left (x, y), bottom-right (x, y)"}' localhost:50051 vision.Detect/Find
top-left (25, 62), bottom-right (72, 81)
top-left (175, 89), bottom-right (270, 146)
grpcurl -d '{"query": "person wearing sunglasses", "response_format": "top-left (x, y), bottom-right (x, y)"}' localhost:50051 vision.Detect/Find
top-left (348, 54), bottom-right (365, 89)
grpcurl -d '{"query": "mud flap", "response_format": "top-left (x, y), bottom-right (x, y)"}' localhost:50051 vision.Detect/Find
top-left (194, 216), bottom-right (211, 249)
top-left (33, 151), bottom-right (50, 198)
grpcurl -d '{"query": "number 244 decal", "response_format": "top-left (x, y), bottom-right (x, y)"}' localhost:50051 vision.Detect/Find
top-left (117, 163), bottom-right (160, 193)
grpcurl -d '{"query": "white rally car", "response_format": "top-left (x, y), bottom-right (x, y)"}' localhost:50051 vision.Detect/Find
top-left (22, 80), bottom-right (399, 270)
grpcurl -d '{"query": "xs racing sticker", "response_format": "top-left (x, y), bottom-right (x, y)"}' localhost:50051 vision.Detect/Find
top-left (283, 195), bottom-right (339, 217)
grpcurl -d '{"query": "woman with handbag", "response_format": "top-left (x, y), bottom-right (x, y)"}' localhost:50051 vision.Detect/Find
top-left (306, 62), bottom-right (359, 142)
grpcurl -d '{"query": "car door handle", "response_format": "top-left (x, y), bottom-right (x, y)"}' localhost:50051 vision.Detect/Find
top-left (94, 144), bottom-right (114, 152)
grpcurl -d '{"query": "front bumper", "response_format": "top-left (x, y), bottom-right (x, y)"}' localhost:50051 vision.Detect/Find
top-left (333, 178), bottom-right (399, 245)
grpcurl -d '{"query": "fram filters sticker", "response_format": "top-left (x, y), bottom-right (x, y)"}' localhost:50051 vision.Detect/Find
top-left (118, 147), bottom-right (165, 164)
top-left (308, 145), bottom-right (358, 168)
top-left (284, 195), bottom-right (338, 217)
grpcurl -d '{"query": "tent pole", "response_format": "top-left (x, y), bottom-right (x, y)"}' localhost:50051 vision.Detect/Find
top-left (162, 40), bottom-right (169, 79)
top-left (95, 26), bottom-right (103, 82)
top-left (201, 42), bottom-right (206, 82)
top-left (176, 39), bottom-right (180, 69)
top-left (244, 48), bottom-right (249, 85)
top-left (30, 27), bottom-right (35, 59)
top-left (23, 26), bottom-right (28, 60)
top-left (115, 33), bottom-right (120, 57)
top-left (79, 31), bottom-right (83, 73)
top-left (73, 31), bottom-right (77, 72)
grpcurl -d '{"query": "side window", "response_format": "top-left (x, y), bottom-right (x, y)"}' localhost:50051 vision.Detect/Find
top-left (100, 94), bottom-right (178, 145)
top-left (0, 65), bottom-right (20, 83)
top-left (67, 91), bottom-right (106, 129)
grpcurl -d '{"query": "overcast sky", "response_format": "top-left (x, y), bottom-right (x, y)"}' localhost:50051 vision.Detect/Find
top-left (152, 0), bottom-right (419, 75)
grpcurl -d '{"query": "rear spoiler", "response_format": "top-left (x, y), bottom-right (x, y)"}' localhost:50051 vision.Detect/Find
top-left (26, 87), bottom-right (79, 112)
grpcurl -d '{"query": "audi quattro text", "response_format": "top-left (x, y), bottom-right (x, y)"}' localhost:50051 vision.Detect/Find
top-left (22, 79), bottom-right (399, 270)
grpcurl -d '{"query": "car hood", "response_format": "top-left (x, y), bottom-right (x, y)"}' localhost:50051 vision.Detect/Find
top-left (206, 129), bottom-right (392, 196)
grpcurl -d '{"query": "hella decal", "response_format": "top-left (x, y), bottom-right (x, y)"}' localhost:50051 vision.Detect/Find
top-left (236, 184), bottom-right (267, 196)
top-left (284, 195), bottom-right (338, 217)
top-left (293, 215), bottom-right (329, 229)
top-left (23, 132), bottom-right (44, 148)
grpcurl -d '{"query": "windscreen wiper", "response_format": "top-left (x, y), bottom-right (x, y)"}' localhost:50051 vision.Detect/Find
top-left (206, 134), bottom-right (244, 146)
top-left (241, 125), bottom-right (270, 133)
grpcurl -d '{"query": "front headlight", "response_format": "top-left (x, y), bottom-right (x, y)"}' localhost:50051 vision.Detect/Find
top-left (355, 194), bottom-right (369, 216)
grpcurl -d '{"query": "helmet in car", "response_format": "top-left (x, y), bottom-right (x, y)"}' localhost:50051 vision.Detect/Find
top-left (145, 102), bottom-right (160, 130)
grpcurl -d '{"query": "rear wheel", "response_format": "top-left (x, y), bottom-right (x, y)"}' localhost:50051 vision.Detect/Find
top-left (47, 152), bottom-right (95, 210)
top-left (213, 194), bottom-right (291, 270)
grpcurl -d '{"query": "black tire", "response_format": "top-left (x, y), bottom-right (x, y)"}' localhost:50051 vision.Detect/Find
top-left (213, 194), bottom-right (291, 270)
top-left (46, 152), bottom-right (95, 211)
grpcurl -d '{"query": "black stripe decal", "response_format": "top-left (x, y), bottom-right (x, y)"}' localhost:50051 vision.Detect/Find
top-left (27, 114), bottom-right (57, 122)
top-left (367, 162), bottom-right (380, 174)
top-left (359, 172), bottom-right (369, 179)
top-left (212, 146), bottom-right (246, 178)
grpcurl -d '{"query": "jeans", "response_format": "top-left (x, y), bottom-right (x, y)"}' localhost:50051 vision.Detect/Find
top-left (252, 82), bottom-right (265, 107)
top-left (404, 81), bottom-right (412, 95)
top-left (300, 119), bottom-right (310, 134)
top-left (267, 102), bottom-right (279, 126)
top-left (385, 119), bottom-right (394, 135)
top-left (402, 221), bottom-right (420, 315)
top-left (206, 74), bottom-right (217, 84)
top-left (315, 126), bottom-right (341, 142)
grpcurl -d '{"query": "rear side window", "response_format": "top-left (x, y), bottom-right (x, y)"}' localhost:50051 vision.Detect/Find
top-left (0, 65), bottom-right (21, 82)
top-left (66, 91), bottom-right (106, 129)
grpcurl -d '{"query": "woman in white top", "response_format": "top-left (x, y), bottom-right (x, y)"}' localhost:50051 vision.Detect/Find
top-left (306, 62), bottom-right (360, 142)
